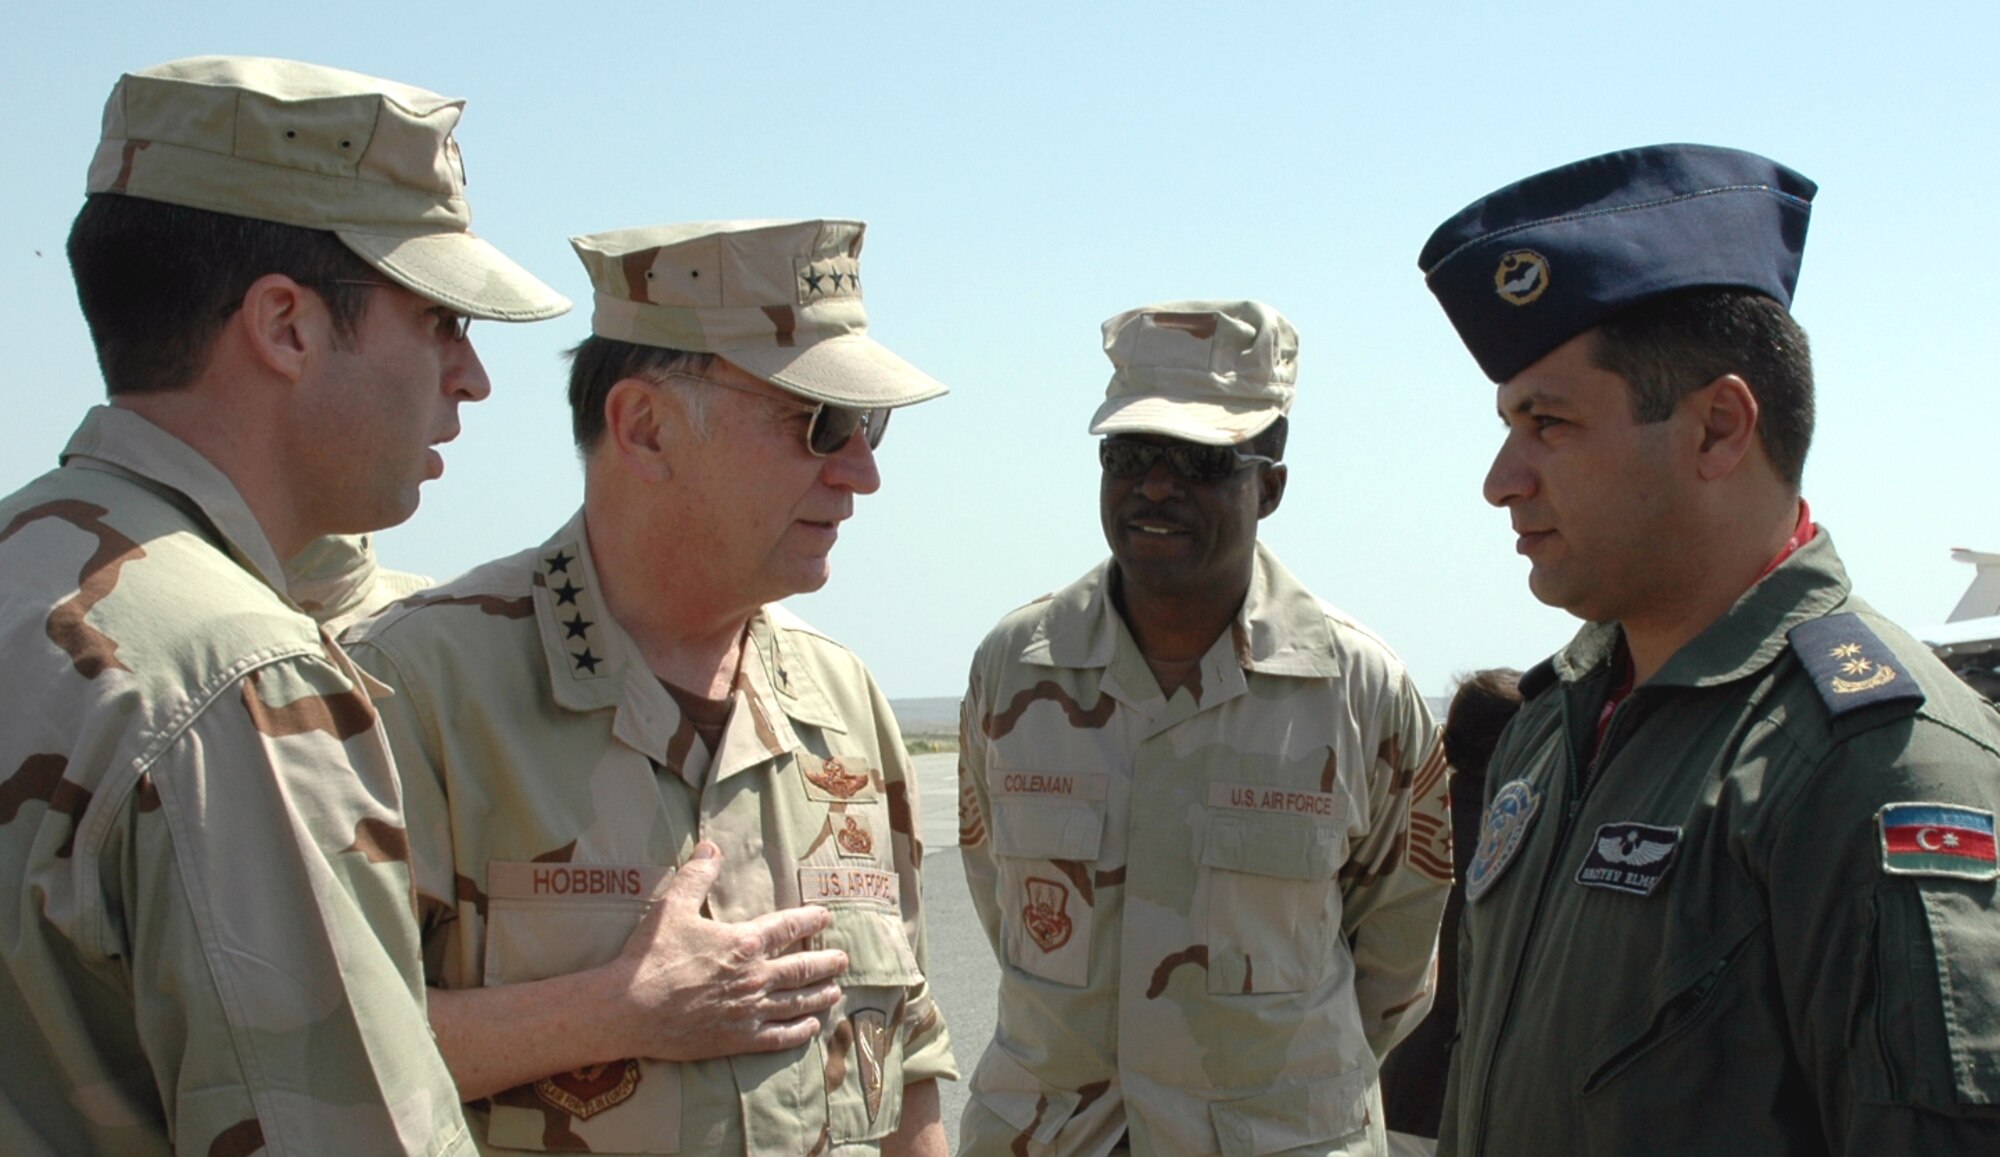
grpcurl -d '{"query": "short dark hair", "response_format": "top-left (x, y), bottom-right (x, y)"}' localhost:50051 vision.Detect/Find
top-left (1245, 416), bottom-right (1288, 462)
top-left (1589, 287), bottom-right (1814, 487)
top-left (66, 194), bottom-right (378, 395)
top-left (1443, 667), bottom-right (1523, 782)
top-left (565, 335), bottom-right (717, 450)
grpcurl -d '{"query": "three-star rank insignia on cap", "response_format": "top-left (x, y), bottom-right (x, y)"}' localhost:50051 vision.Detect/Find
top-left (1879, 802), bottom-right (1999, 880)
top-left (796, 255), bottom-right (862, 304)
top-left (1468, 779), bottom-right (1543, 903)
top-left (540, 544), bottom-right (606, 679)
top-left (1788, 613), bottom-right (1925, 719)
top-left (1575, 821), bottom-right (1683, 896)
top-left (1494, 249), bottom-right (1550, 306)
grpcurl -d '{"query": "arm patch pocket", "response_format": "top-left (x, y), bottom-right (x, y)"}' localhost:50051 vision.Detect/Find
top-left (1920, 888), bottom-right (2000, 1105)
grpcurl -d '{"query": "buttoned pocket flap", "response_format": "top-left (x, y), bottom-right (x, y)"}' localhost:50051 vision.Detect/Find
top-left (969, 1045), bottom-right (1080, 1143)
top-left (1204, 812), bottom-right (1343, 881)
top-left (1210, 1068), bottom-right (1372, 1157)
top-left (993, 797), bottom-right (1104, 861)
top-left (814, 900), bottom-right (921, 988)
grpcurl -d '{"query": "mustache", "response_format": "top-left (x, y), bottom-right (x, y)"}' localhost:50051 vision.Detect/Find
top-left (1119, 503), bottom-right (1196, 532)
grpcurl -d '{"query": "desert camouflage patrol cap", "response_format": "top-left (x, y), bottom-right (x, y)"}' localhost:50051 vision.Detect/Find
top-left (1089, 300), bottom-right (1297, 446)
top-left (569, 219), bottom-right (947, 408)
top-left (87, 55), bottom-right (570, 322)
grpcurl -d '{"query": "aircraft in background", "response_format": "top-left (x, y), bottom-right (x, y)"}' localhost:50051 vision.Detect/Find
top-left (1917, 548), bottom-right (2000, 700)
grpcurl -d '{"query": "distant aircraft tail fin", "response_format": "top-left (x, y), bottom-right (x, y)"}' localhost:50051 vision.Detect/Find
top-left (1948, 549), bottom-right (2000, 622)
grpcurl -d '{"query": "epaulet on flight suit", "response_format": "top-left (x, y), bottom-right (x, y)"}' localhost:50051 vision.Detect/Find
top-left (1787, 612), bottom-right (1926, 735)
top-left (1519, 656), bottom-right (1561, 702)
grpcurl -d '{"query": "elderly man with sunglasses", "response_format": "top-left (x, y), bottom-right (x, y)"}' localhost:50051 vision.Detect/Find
top-left (346, 220), bottom-right (955, 1155)
top-left (956, 301), bottom-right (1451, 1157)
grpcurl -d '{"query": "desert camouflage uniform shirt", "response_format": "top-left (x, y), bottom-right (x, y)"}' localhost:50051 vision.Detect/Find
top-left (957, 544), bottom-right (1450, 1157)
top-left (345, 510), bottom-right (955, 1155)
top-left (0, 406), bottom-right (472, 1156)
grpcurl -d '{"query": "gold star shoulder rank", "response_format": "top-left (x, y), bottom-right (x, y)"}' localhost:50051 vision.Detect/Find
top-left (1787, 612), bottom-right (1925, 719)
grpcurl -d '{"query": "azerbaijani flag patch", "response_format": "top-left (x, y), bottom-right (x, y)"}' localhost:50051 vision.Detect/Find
top-left (1878, 803), bottom-right (1999, 880)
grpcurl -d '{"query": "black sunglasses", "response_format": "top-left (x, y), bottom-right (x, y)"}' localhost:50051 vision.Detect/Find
top-left (1098, 437), bottom-right (1275, 484)
top-left (674, 373), bottom-right (890, 458)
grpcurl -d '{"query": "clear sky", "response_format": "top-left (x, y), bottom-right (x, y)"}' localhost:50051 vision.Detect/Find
top-left (4, 3), bottom-right (1994, 698)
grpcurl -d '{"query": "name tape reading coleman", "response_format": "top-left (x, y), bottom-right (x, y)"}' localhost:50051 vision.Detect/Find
top-left (488, 862), bottom-right (672, 899)
top-left (995, 771), bottom-right (1111, 801)
top-left (1207, 781), bottom-right (1347, 823)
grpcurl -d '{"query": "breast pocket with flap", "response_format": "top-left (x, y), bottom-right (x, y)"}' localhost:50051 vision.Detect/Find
top-left (988, 769), bottom-right (1109, 988)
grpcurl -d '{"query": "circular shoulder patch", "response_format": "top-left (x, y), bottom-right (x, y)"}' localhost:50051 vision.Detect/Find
top-left (1467, 780), bottom-right (1544, 902)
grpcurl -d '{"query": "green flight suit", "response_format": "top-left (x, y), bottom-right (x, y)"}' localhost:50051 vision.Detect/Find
top-left (1441, 531), bottom-right (2000, 1154)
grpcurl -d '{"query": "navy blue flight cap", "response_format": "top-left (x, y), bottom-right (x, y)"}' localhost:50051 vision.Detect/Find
top-left (1418, 144), bottom-right (1816, 383)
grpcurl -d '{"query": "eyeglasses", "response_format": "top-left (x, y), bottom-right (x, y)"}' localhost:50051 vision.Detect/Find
top-left (1098, 437), bottom-right (1275, 483)
top-left (327, 279), bottom-right (472, 342)
top-left (670, 372), bottom-right (889, 457)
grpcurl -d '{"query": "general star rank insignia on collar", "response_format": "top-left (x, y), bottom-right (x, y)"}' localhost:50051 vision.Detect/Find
top-left (1878, 802), bottom-right (1999, 880)
top-left (1467, 780), bottom-right (1542, 903)
top-left (1575, 821), bottom-right (1683, 896)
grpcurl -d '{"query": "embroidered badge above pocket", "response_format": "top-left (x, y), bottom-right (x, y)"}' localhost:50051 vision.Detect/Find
top-left (836, 815), bottom-right (875, 857)
top-left (1574, 822), bottom-right (1683, 896)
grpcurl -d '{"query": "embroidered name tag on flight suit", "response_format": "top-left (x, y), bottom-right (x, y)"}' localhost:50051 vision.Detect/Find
top-left (1574, 822), bottom-right (1683, 895)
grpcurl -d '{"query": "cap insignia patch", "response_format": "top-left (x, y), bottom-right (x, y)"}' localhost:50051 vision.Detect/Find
top-left (1468, 779), bottom-right (1543, 902)
top-left (1494, 250), bottom-right (1550, 305)
top-left (1879, 803), bottom-right (1998, 879)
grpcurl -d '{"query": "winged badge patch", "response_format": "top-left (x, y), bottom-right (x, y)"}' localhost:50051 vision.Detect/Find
top-left (1575, 821), bottom-right (1683, 896)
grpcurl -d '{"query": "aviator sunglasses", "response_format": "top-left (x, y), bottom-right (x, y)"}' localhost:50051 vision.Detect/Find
top-left (669, 372), bottom-right (890, 458)
top-left (1098, 436), bottom-right (1275, 484)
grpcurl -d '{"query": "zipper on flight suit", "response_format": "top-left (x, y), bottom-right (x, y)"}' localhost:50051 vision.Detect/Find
top-left (1579, 938), bottom-right (1744, 1094)
top-left (1469, 686), bottom-right (1637, 1156)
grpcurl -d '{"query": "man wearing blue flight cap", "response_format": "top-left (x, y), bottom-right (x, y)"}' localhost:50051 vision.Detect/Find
top-left (1420, 145), bottom-right (2000, 1152)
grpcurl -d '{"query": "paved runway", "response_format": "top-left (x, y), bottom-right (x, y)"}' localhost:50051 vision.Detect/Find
top-left (909, 750), bottom-right (997, 1151)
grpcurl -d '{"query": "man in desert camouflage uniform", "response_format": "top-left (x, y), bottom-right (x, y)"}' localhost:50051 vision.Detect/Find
top-left (957, 301), bottom-right (1451, 1156)
top-left (347, 219), bottom-right (956, 1154)
top-left (0, 57), bottom-right (568, 1155)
